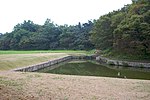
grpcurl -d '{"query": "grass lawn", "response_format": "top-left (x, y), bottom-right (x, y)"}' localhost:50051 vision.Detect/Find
top-left (0, 50), bottom-right (94, 71)
top-left (0, 50), bottom-right (92, 54)
top-left (0, 53), bottom-right (68, 71)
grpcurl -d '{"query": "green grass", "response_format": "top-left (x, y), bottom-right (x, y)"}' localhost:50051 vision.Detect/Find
top-left (100, 49), bottom-right (150, 62)
top-left (0, 50), bottom-right (89, 55)
top-left (0, 50), bottom-right (95, 71)
top-left (0, 53), bottom-right (67, 71)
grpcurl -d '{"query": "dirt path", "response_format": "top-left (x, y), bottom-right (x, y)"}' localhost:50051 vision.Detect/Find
top-left (0, 71), bottom-right (150, 100)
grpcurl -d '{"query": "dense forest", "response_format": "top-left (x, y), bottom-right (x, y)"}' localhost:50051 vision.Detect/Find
top-left (0, 0), bottom-right (150, 59)
top-left (91, 0), bottom-right (150, 59)
top-left (0, 19), bottom-right (94, 50)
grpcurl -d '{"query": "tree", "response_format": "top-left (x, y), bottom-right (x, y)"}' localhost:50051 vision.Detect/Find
top-left (14, 20), bottom-right (39, 32)
top-left (91, 16), bottom-right (113, 50)
top-left (0, 33), bottom-right (12, 50)
top-left (0, 19), bottom-right (94, 50)
top-left (91, 0), bottom-right (150, 59)
top-left (113, 0), bottom-right (150, 55)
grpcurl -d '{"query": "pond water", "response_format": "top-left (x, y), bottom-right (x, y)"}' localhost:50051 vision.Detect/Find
top-left (38, 60), bottom-right (150, 80)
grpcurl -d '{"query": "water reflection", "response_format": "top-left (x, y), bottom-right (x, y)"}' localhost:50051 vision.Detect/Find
top-left (37, 60), bottom-right (150, 80)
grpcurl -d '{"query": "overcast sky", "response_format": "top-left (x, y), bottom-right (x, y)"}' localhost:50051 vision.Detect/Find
top-left (0, 0), bottom-right (132, 33)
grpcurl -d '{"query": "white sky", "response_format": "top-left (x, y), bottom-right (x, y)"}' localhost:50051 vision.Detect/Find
top-left (0, 0), bottom-right (132, 33)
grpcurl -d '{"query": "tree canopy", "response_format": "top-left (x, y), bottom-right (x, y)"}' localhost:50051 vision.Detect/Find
top-left (91, 0), bottom-right (150, 59)
top-left (0, 19), bottom-right (94, 50)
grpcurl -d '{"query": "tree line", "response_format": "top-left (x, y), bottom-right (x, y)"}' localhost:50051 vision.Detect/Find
top-left (0, 19), bottom-right (94, 50)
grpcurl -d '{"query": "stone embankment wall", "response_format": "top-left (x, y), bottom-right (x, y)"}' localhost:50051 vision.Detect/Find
top-left (72, 55), bottom-right (97, 60)
top-left (96, 56), bottom-right (150, 68)
top-left (13, 55), bottom-right (97, 72)
top-left (13, 54), bottom-right (149, 72)
top-left (14, 56), bottom-right (72, 72)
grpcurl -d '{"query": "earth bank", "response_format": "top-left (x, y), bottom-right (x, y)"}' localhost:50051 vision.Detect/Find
top-left (0, 71), bottom-right (150, 100)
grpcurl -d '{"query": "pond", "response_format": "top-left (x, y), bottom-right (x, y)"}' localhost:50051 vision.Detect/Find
top-left (37, 60), bottom-right (150, 80)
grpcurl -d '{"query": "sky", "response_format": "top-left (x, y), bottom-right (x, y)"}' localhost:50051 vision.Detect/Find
top-left (0, 0), bottom-right (132, 33)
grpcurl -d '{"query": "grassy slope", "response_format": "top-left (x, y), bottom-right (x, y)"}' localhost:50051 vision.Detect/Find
top-left (0, 53), bottom-right (68, 71)
top-left (0, 50), bottom-right (91, 71)
top-left (100, 49), bottom-right (150, 62)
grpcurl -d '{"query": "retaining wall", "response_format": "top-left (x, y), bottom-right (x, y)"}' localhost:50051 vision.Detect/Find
top-left (13, 54), bottom-right (150, 72)
top-left (72, 55), bottom-right (97, 60)
top-left (13, 55), bottom-right (97, 72)
top-left (13, 56), bottom-right (73, 72)
top-left (96, 56), bottom-right (150, 68)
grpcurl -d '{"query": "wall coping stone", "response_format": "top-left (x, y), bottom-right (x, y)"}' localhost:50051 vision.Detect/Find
top-left (96, 56), bottom-right (150, 68)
